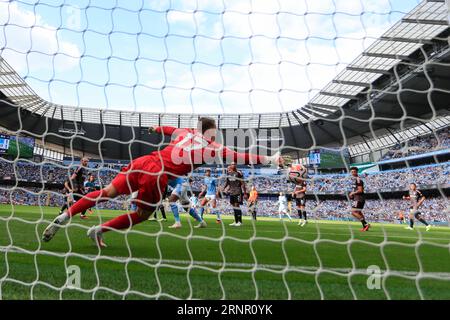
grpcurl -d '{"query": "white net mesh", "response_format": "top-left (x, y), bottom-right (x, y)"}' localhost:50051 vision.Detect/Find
top-left (0, 0), bottom-right (449, 300)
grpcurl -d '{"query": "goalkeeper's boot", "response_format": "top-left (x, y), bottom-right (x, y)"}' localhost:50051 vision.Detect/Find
top-left (42, 214), bottom-right (70, 242)
top-left (169, 222), bottom-right (182, 229)
top-left (301, 220), bottom-right (308, 227)
top-left (87, 226), bottom-right (107, 248)
top-left (229, 222), bottom-right (237, 226)
top-left (361, 224), bottom-right (371, 232)
top-left (235, 222), bottom-right (242, 227)
top-left (194, 221), bottom-right (207, 228)
top-left (426, 225), bottom-right (431, 232)
top-left (405, 226), bottom-right (414, 230)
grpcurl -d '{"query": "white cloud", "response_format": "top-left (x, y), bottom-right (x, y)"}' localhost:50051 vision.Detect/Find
top-left (0, 0), bottom-right (417, 114)
top-left (0, 1), bottom-right (80, 78)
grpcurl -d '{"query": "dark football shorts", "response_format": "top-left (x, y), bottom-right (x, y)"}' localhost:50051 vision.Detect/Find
top-left (352, 200), bottom-right (365, 210)
top-left (295, 197), bottom-right (306, 207)
top-left (230, 194), bottom-right (243, 205)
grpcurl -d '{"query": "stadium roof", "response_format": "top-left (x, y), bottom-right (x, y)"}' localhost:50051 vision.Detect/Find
top-left (0, 0), bottom-right (450, 159)
top-left (348, 114), bottom-right (450, 156)
top-left (1, 0), bottom-right (449, 129)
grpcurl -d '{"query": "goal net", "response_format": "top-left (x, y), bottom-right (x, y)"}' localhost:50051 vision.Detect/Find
top-left (0, 0), bottom-right (449, 300)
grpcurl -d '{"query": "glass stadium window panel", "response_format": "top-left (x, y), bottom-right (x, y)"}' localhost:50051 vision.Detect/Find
top-left (310, 94), bottom-right (349, 107)
top-left (140, 113), bottom-right (160, 127)
top-left (349, 56), bottom-right (400, 71)
top-left (61, 107), bottom-right (82, 122)
top-left (361, 145), bottom-right (371, 154)
top-left (432, 118), bottom-right (445, 128)
top-left (293, 111), bottom-right (309, 123)
top-left (366, 40), bottom-right (423, 57)
top-left (306, 106), bottom-right (331, 117)
top-left (413, 125), bottom-right (427, 136)
top-left (406, 129), bottom-right (419, 138)
top-left (348, 146), bottom-right (356, 156)
top-left (248, 115), bottom-right (260, 129)
top-left (367, 139), bottom-right (379, 149)
top-left (82, 109), bottom-right (101, 124)
top-left (102, 110), bottom-right (121, 125)
top-left (283, 112), bottom-right (295, 126)
top-left (121, 112), bottom-right (140, 127)
top-left (380, 136), bottom-right (394, 147)
top-left (310, 104), bottom-right (337, 114)
top-left (397, 130), bottom-right (410, 140)
top-left (368, 138), bottom-right (383, 150)
top-left (36, 103), bottom-right (53, 116)
top-left (239, 115), bottom-right (259, 128)
top-left (0, 73), bottom-right (23, 86)
top-left (160, 114), bottom-right (179, 127)
top-left (259, 114), bottom-right (281, 128)
top-left (322, 83), bottom-right (365, 96)
top-left (349, 145), bottom-right (358, 155)
top-left (335, 70), bottom-right (383, 85)
top-left (1, 87), bottom-right (25, 97)
top-left (52, 107), bottom-right (62, 120)
top-left (374, 137), bottom-right (384, 148)
top-left (384, 135), bottom-right (396, 144)
top-left (405, 1), bottom-right (448, 22)
top-left (218, 115), bottom-right (239, 129)
top-left (179, 115), bottom-right (197, 128)
top-left (279, 114), bottom-right (290, 127)
top-left (383, 22), bottom-right (448, 40)
top-left (354, 144), bottom-right (366, 155)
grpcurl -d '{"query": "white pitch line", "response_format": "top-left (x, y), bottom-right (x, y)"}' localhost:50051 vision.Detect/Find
top-left (1, 246), bottom-right (450, 279)
top-left (194, 225), bottom-right (450, 242)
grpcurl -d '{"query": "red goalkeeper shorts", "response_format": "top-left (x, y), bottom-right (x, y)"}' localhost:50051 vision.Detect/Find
top-left (111, 155), bottom-right (168, 210)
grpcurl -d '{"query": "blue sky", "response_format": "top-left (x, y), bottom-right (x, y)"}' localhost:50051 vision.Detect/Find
top-left (0, 0), bottom-right (421, 114)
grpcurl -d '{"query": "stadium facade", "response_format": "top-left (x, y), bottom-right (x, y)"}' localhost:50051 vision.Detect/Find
top-left (0, 0), bottom-right (449, 162)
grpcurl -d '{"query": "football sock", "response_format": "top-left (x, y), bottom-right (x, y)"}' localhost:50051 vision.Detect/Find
top-left (170, 203), bottom-right (180, 223)
top-left (188, 207), bottom-right (202, 222)
top-left (236, 208), bottom-right (242, 223)
top-left (199, 207), bottom-right (205, 218)
top-left (210, 208), bottom-right (220, 220)
top-left (419, 218), bottom-right (429, 226)
top-left (361, 219), bottom-right (368, 227)
top-left (302, 210), bottom-right (307, 220)
top-left (233, 208), bottom-right (239, 223)
top-left (101, 212), bottom-right (146, 233)
top-left (410, 219), bottom-right (414, 228)
top-left (160, 206), bottom-right (167, 219)
top-left (68, 189), bottom-right (108, 217)
top-left (59, 203), bottom-right (68, 213)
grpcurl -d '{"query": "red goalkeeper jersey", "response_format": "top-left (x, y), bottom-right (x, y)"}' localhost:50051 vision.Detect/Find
top-left (152, 126), bottom-right (268, 178)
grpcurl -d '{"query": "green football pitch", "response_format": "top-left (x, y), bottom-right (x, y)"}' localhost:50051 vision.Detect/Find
top-left (0, 204), bottom-right (449, 300)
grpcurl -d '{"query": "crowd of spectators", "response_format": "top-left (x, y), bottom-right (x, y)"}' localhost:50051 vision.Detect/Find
top-left (0, 158), bottom-right (449, 195)
top-left (217, 198), bottom-right (448, 223)
top-left (192, 162), bottom-right (449, 194)
top-left (381, 127), bottom-right (449, 160)
top-left (1, 185), bottom-right (447, 223)
top-left (0, 147), bottom-right (448, 224)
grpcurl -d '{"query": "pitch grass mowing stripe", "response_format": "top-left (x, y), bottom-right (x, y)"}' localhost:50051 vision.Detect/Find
top-left (1, 205), bottom-right (450, 299)
top-left (2, 245), bottom-right (450, 280)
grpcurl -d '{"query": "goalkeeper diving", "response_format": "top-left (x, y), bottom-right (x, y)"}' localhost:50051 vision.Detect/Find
top-left (42, 117), bottom-right (283, 247)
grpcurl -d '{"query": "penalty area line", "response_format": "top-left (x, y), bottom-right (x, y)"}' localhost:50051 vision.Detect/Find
top-left (1, 246), bottom-right (450, 279)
